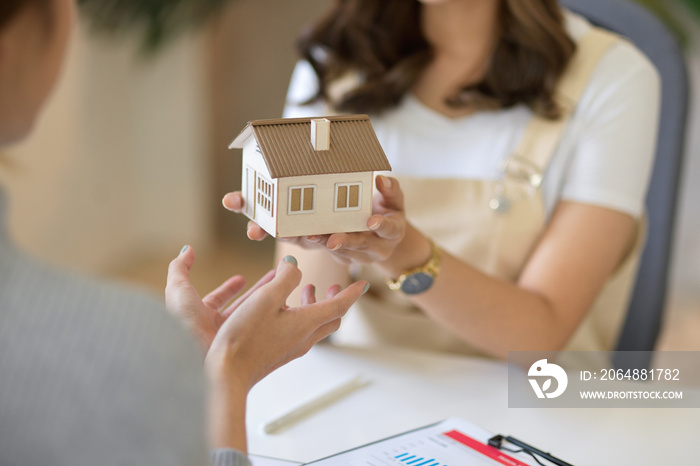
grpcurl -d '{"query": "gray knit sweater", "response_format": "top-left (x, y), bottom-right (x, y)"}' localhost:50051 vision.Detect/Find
top-left (0, 190), bottom-right (249, 466)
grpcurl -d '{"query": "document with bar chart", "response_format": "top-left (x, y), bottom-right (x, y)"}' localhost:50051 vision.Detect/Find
top-left (304, 418), bottom-right (539, 466)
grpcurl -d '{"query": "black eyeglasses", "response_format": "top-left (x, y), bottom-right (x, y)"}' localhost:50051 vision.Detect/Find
top-left (488, 434), bottom-right (575, 466)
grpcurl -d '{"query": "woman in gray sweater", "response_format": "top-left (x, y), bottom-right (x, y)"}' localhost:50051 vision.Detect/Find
top-left (0, 1), bottom-right (368, 465)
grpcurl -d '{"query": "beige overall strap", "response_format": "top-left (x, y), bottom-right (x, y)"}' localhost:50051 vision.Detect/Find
top-left (504, 28), bottom-right (621, 185)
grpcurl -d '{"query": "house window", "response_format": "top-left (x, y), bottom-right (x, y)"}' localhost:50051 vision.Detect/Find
top-left (288, 185), bottom-right (316, 214)
top-left (256, 174), bottom-right (273, 216)
top-left (334, 182), bottom-right (362, 211)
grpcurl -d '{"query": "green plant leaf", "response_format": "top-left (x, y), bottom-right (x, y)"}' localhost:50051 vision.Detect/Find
top-left (631, 0), bottom-right (700, 46)
top-left (77, 0), bottom-right (232, 55)
top-left (679, 0), bottom-right (700, 16)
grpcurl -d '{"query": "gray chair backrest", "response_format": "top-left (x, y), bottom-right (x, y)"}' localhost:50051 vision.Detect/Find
top-left (560, 0), bottom-right (689, 364)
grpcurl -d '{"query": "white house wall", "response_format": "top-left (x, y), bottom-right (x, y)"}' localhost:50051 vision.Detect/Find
top-left (277, 172), bottom-right (373, 237)
top-left (241, 139), bottom-right (277, 237)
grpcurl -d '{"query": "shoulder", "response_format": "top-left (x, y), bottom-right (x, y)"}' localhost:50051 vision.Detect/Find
top-left (564, 9), bottom-right (660, 104)
top-left (0, 251), bottom-right (207, 465)
top-left (3, 250), bottom-right (197, 365)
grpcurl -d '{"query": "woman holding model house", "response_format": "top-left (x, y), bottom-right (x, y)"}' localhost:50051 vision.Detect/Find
top-left (0, 1), bottom-right (368, 464)
top-left (224, 0), bottom-right (660, 358)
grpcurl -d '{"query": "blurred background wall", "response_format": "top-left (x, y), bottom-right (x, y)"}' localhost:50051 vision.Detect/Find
top-left (0, 0), bottom-right (327, 277)
top-left (0, 0), bottom-right (696, 319)
top-left (0, 21), bottom-right (211, 273)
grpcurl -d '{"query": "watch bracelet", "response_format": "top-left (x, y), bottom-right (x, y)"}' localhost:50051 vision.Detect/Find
top-left (386, 238), bottom-right (442, 292)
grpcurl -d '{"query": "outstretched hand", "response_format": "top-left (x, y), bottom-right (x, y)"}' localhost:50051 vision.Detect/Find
top-left (222, 175), bottom-right (407, 266)
top-left (206, 257), bottom-right (367, 389)
top-left (165, 246), bottom-right (368, 390)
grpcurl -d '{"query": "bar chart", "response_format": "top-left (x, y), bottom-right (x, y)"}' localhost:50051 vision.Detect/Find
top-left (393, 452), bottom-right (443, 466)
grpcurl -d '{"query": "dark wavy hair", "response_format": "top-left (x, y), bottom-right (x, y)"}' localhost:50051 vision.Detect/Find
top-left (0, 0), bottom-right (48, 31)
top-left (298, 0), bottom-right (576, 119)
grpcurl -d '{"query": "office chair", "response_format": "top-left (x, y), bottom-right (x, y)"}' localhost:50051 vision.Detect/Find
top-left (560, 0), bottom-right (689, 368)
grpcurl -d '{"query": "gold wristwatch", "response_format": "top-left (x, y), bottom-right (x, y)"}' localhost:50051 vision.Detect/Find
top-left (386, 239), bottom-right (442, 295)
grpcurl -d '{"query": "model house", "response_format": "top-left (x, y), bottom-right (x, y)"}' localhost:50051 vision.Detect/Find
top-left (229, 114), bottom-right (392, 238)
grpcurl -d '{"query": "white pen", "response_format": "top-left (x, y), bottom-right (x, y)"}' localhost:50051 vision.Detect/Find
top-left (261, 373), bottom-right (371, 434)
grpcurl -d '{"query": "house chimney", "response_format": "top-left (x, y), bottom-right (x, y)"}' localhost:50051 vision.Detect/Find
top-left (310, 118), bottom-right (330, 151)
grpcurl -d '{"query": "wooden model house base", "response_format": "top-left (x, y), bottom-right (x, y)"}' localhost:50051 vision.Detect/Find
top-left (229, 115), bottom-right (392, 238)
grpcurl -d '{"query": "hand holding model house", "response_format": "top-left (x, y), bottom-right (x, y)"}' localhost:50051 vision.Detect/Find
top-left (228, 115), bottom-right (392, 238)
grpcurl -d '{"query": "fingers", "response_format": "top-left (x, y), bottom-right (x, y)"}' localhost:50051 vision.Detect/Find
top-left (166, 245), bottom-right (195, 291)
top-left (289, 281), bottom-right (367, 355)
top-left (165, 246), bottom-right (211, 345)
top-left (324, 220), bottom-right (404, 261)
top-left (326, 284), bottom-right (342, 299)
top-left (324, 233), bottom-right (351, 252)
top-left (300, 234), bottom-right (332, 246)
top-left (300, 284), bottom-right (317, 306)
top-left (220, 268), bottom-right (276, 318)
top-left (308, 280), bottom-right (368, 325)
top-left (260, 256), bottom-right (303, 307)
top-left (313, 177), bottom-right (404, 258)
top-left (202, 275), bottom-right (247, 312)
top-left (375, 175), bottom-right (404, 211)
top-left (222, 192), bottom-right (268, 241)
top-left (247, 221), bottom-right (269, 241)
top-left (367, 212), bottom-right (404, 241)
top-left (222, 192), bottom-right (244, 213)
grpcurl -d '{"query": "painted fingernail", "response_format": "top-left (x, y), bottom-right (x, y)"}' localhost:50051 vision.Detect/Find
top-left (180, 245), bottom-right (189, 255)
top-left (311, 285), bottom-right (316, 294)
top-left (363, 283), bottom-right (370, 295)
top-left (283, 255), bottom-right (298, 267)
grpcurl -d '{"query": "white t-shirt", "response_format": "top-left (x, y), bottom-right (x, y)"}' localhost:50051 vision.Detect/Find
top-left (282, 11), bottom-right (660, 219)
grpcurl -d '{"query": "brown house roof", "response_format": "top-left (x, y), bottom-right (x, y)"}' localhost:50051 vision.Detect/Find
top-left (229, 114), bottom-right (391, 178)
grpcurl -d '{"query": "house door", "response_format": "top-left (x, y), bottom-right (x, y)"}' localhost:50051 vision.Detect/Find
top-left (245, 166), bottom-right (255, 218)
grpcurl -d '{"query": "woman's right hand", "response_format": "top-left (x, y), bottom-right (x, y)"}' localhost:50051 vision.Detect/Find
top-left (204, 256), bottom-right (368, 391)
top-left (193, 256), bottom-right (366, 451)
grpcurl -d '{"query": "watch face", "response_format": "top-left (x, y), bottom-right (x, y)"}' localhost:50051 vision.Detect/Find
top-left (400, 272), bottom-right (434, 295)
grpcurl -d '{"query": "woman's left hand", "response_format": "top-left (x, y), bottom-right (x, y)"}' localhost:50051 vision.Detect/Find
top-left (309, 175), bottom-right (407, 265)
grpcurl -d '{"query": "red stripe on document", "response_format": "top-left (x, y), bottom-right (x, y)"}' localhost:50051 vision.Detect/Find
top-left (443, 430), bottom-right (531, 466)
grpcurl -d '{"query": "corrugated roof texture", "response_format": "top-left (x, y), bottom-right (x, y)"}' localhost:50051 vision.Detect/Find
top-left (249, 115), bottom-right (391, 178)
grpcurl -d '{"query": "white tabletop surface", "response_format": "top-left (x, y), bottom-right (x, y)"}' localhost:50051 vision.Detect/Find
top-left (246, 344), bottom-right (698, 465)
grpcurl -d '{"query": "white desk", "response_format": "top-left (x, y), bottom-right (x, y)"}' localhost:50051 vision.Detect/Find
top-left (247, 345), bottom-right (698, 464)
